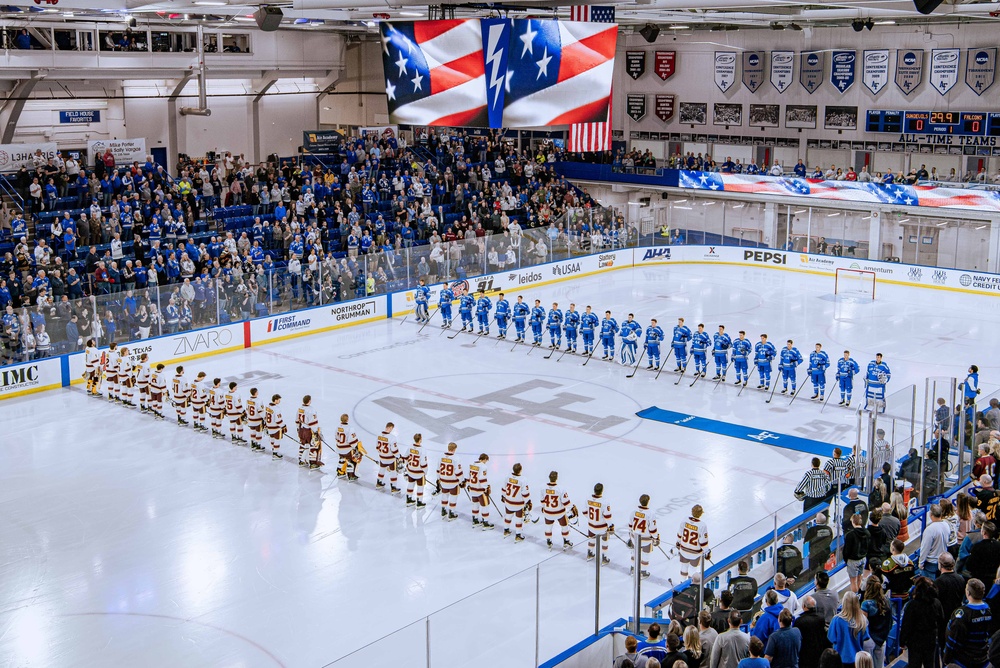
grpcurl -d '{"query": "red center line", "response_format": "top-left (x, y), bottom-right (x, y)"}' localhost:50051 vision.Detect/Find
top-left (264, 350), bottom-right (800, 485)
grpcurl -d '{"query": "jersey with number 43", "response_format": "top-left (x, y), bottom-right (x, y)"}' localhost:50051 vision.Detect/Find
top-left (677, 515), bottom-right (709, 556)
top-left (541, 485), bottom-right (571, 517)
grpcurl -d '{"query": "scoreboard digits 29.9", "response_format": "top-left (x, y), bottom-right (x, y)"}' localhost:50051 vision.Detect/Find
top-left (866, 109), bottom-right (1000, 136)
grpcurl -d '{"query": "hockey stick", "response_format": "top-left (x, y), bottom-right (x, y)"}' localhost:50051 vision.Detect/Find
top-left (788, 380), bottom-right (809, 407)
top-left (510, 334), bottom-right (526, 352)
top-left (399, 302), bottom-right (419, 326)
top-left (417, 306), bottom-right (438, 334)
top-left (673, 352), bottom-right (694, 386)
top-left (737, 364), bottom-right (759, 397)
top-left (713, 358), bottom-right (735, 389)
top-left (658, 544), bottom-right (677, 560)
top-left (448, 320), bottom-right (468, 339)
top-left (689, 359), bottom-right (706, 387)
top-left (654, 348), bottom-right (675, 380)
top-left (556, 343), bottom-right (574, 362)
top-left (820, 378), bottom-right (840, 413)
top-left (470, 317), bottom-right (494, 346)
top-left (626, 346), bottom-right (648, 378)
top-left (581, 347), bottom-right (596, 366)
top-left (765, 372), bottom-right (781, 403)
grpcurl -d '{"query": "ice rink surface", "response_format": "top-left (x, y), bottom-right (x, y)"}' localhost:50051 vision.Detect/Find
top-left (2, 263), bottom-right (997, 667)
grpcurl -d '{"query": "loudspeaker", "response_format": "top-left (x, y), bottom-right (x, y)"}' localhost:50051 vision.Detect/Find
top-left (254, 6), bottom-right (283, 31)
top-left (912, 0), bottom-right (944, 13)
top-left (661, 192), bottom-right (669, 200)
top-left (639, 23), bottom-right (659, 43)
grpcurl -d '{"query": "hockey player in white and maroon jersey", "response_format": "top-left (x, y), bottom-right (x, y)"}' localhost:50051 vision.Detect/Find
top-left (207, 378), bottom-right (226, 438)
top-left (629, 494), bottom-right (659, 579)
top-left (245, 388), bottom-right (266, 451)
top-left (224, 382), bottom-right (245, 444)
top-left (541, 471), bottom-right (577, 550)
top-left (502, 463), bottom-right (531, 542)
top-left (468, 453), bottom-right (493, 529)
top-left (405, 434), bottom-right (429, 507)
top-left (335, 413), bottom-right (360, 480)
top-left (84, 339), bottom-right (100, 396)
top-left (437, 442), bottom-right (464, 520)
top-left (170, 366), bottom-right (190, 426)
top-left (189, 372), bottom-right (208, 431)
top-left (586, 483), bottom-right (614, 564)
top-left (265, 394), bottom-right (286, 459)
top-left (134, 353), bottom-right (151, 413)
top-left (296, 395), bottom-right (322, 468)
top-left (375, 422), bottom-right (401, 493)
top-left (104, 342), bottom-right (120, 403)
top-left (118, 348), bottom-right (135, 408)
top-left (676, 504), bottom-right (710, 578)
top-left (149, 364), bottom-right (167, 419)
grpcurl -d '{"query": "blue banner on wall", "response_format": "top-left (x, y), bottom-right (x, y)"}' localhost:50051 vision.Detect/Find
top-left (59, 110), bottom-right (100, 124)
top-left (830, 50), bottom-right (856, 93)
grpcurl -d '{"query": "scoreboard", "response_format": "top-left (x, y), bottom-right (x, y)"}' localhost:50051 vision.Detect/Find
top-left (866, 109), bottom-right (1000, 136)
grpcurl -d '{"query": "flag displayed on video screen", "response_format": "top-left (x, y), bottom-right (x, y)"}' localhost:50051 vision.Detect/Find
top-left (567, 6), bottom-right (616, 152)
top-left (380, 20), bottom-right (489, 127)
top-left (502, 18), bottom-right (617, 128)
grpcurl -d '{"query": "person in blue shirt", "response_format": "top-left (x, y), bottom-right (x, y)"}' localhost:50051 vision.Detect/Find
top-left (600, 310), bottom-right (618, 360)
top-left (512, 296), bottom-right (529, 342)
top-left (827, 593), bottom-right (871, 667)
top-left (751, 590), bottom-right (784, 646)
top-left (794, 160), bottom-right (807, 178)
top-left (563, 304), bottom-right (580, 354)
top-left (475, 289), bottom-right (492, 335)
top-left (413, 278), bottom-right (430, 324)
top-left (671, 317), bottom-right (692, 372)
top-left (754, 334), bottom-right (777, 391)
top-left (494, 292), bottom-right (510, 339)
top-left (808, 343), bottom-right (831, 401)
top-left (619, 313), bottom-right (641, 365)
top-left (778, 339), bottom-right (804, 394)
top-left (580, 306), bottom-right (599, 356)
top-left (459, 292), bottom-right (475, 331)
top-left (965, 365), bottom-right (981, 403)
top-left (739, 637), bottom-right (770, 668)
top-left (644, 318), bottom-right (665, 370)
top-left (546, 302), bottom-right (563, 348)
top-left (438, 284), bottom-right (454, 328)
top-left (530, 299), bottom-right (546, 346)
top-left (865, 353), bottom-right (891, 412)
top-left (712, 325), bottom-right (732, 380)
top-left (691, 323), bottom-right (711, 377)
top-left (837, 350), bottom-right (861, 407)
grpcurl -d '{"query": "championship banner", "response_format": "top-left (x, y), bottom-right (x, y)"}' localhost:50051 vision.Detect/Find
top-left (655, 51), bottom-right (676, 81)
top-left (714, 51), bottom-right (738, 92)
top-left (88, 139), bottom-right (146, 165)
top-left (965, 48), bottom-right (996, 96)
top-left (862, 50), bottom-right (890, 95)
top-left (830, 50), bottom-right (856, 93)
top-left (626, 93), bottom-right (646, 122)
top-left (770, 51), bottom-right (794, 93)
top-left (655, 94), bottom-right (675, 122)
top-left (626, 51), bottom-right (646, 80)
top-left (930, 48), bottom-right (960, 95)
top-left (895, 49), bottom-right (923, 95)
top-left (742, 51), bottom-right (764, 93)
top-left (800, 51), bottom-right (824, 93)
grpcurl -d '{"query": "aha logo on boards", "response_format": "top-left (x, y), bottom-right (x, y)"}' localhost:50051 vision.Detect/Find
top-left (641, 248), bottom-right (672, 261)
top-left (743, 250), bottom-right (787, 265)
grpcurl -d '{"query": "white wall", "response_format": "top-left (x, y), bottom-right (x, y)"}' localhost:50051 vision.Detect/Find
top-left (319, 40), bottom-right (388, 128)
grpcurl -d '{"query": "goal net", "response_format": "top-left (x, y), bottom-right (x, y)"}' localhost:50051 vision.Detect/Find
top-left (835, 268), bottom-right (876, 299)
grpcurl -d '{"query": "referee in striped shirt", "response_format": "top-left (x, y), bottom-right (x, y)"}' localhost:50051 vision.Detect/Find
top-left (824, 447), bottom-right (851, 498)
top-left (795, 457), bottom-right (832, 512)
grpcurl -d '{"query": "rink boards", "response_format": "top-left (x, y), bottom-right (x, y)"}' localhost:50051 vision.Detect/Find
top-left (2, 244), bottom-right (997, 402)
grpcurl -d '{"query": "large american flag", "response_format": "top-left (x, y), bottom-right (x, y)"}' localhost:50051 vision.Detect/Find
top-left (380, 20), bottom-right (489, 127)
top-left (568, 5), bottom-right (615, 153)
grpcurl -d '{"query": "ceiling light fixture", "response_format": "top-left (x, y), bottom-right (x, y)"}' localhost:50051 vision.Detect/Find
top-left (399, 10), bottom-right (424, 17)
top-left (851, 18), bottom-right (865, 31)
top-left (865, 18), bottom-right (875, 30)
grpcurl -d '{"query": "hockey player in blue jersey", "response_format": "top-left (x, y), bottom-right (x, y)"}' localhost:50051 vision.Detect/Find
top-left (691, 324), bottom-right (711, 378)
top-left (581, 306), bottom-right (599, 356)
top-left (808, 343), bottom-right (830, 401)
top-left (438, 284), bottom-right (455, 328)
top-left (620, 314), bottom-right (641, 365)
top-left (671, 317), bottom-right (692, 372)
top-left (414, 279), bottom-right (430, 323)
top-left (495, 293), bottom-right (511, 339)
top-left (459, 293), bottom-right (475, 331)
top-left (712, 325), bottom-right (732, 380)
top-left (512, 296), bottom-right (530, 342)
top-left (836, 350), bottom-right (860, 406)
top-left (475, 290), bottom-right (492, 334)
top-left (865, 353), bottom-right (891, 412)
top-left (754, 334), bottom-right (777, 390)
top-left (547, 303), bottom-right (563, 348)
top-left (645, 319), bottom-right (665, 370)
top-left (564, 304), bottom-right (580, 353)
top-left (778, 339), bottom-right (803, 394)
top-left (530, 300), bottom-right (546, 346)
top-left (732, 331), bottom-right (751, 386)
top-left (600, 311), bottom-right (619, 360)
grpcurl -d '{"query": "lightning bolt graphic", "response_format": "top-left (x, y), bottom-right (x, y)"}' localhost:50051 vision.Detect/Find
top-left (485, 23), bottom-right (506, 110)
